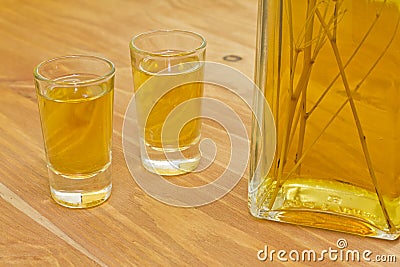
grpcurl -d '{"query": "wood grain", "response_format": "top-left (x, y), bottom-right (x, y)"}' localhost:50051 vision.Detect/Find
top-left (0, 0), bottom-right (399, 266)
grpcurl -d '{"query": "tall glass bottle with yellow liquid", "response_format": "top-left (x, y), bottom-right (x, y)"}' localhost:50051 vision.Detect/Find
top-left (249, 0), bottom-right (400, 239)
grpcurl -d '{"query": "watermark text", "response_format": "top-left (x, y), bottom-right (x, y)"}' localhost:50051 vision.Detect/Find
top-left (257, 239), bottom-right (396, 263)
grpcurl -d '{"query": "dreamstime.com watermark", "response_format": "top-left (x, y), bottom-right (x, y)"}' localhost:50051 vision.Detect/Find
top-left (257, 238), bottom-right (397, 263)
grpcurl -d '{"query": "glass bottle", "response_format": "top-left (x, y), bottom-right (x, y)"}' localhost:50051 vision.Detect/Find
top-left (250, 0), bottom-right (400, 240)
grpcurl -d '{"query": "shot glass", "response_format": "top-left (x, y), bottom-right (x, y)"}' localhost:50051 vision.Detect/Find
top-left (130, 30), bottom-right (206, 175)
top-left (34, 55), bottom-right (115, 208)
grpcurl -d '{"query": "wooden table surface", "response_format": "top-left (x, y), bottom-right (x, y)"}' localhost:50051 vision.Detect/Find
top-left (1, 0), bottom-right (399, 266)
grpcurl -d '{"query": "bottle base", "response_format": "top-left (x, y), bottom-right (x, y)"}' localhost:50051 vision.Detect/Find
top-left (251, 209), bottom-right (400, 240)
top-left (249, 177), bottom-right (400, 240)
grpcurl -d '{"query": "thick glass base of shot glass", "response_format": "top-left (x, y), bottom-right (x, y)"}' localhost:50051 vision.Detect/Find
top-left (140, 138), bottom-right (201, 176)
top-left (48, 163), bottom-right (112, 208)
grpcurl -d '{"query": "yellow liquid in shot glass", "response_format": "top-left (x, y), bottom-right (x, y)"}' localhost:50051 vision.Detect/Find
top-left (37, 75), bottom-right (113, 177)
top-left (133, 53), bottom-right (204, 150)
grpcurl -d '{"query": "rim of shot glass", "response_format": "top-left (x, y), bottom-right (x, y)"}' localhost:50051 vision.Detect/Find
top-left (130, 29), bottom-right (207, 57)
top-left (33, 55), bottom-right (115, 86)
